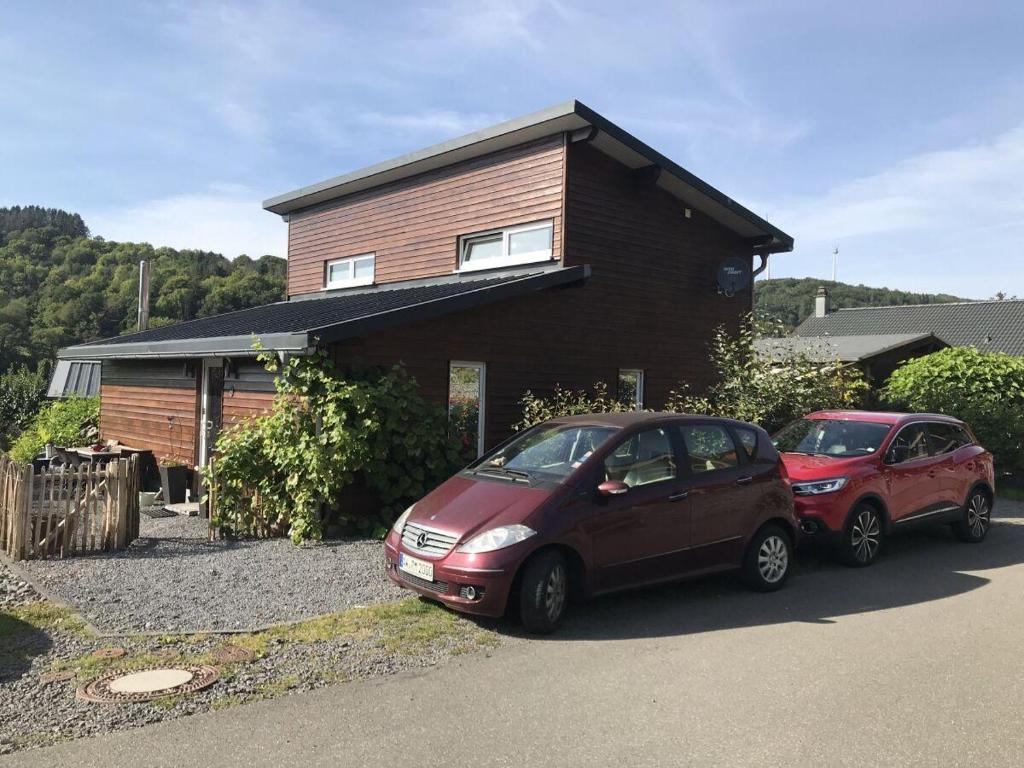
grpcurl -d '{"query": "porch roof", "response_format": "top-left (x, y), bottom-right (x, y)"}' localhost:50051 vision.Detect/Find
top-left (58, 266), bottom-right (589, 360)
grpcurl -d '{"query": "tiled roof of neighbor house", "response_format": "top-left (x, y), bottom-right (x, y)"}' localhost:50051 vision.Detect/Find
top-left (263, 100), bottom-right (793, 253)
top-left (795, 300), bottom-right (1024, 356)
top-left (59, 266), bottom-right (588, 360)
top-left (755, 333), bottom-right (943, 363)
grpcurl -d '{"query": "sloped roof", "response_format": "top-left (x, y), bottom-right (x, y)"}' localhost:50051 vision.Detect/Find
top-left (795, 300), bottom-right (1024, 356)
top-left (59, 267), bottom-right (588, 359)
top-left (755, 333), bottom-right (943, 363)
top-left (263, 100), bottom-right (793, 253)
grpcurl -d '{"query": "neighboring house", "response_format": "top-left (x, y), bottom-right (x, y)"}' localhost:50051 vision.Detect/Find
top-left (57, 100), bottom-right (793, 468)
top-left (755, 333), bottom-right (947, 385)
top-left (796, 287), bottom-right (1024, 354)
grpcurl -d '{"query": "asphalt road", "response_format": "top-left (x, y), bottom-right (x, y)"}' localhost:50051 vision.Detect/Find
top-left (9, 502), bottom-right (1024, 768)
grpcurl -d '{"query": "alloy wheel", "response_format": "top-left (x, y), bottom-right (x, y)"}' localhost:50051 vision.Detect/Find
top-left (757, 535), bottom-right (789, 583)
top-left (850, 509), bottom-right (881, 563)
top-left (544, 564), bottom-right (567, 622)
top-left (968, 494), bottom-right (990, 539)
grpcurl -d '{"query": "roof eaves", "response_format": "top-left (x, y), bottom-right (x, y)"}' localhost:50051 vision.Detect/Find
top-left (59, 332), bottom-right (313, 360)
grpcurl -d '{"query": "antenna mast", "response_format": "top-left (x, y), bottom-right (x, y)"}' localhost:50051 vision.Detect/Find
top-left (831, 246), bottom-right (839, 282)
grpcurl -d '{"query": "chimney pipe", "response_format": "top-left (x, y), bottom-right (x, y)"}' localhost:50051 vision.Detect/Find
top-left (137, 260), bottom-right (151, 331)
top-left (814, 286), bottom-right (830, 318)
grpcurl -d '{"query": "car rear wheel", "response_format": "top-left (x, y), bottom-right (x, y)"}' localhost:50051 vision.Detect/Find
top-left (741, 525), bottom-right (793, 592)
top-left (519, 550), bottom-right (569, 635)
top-left (840, 504), bottom-right (883, 567)
top-left (953, 490), bottom-right (991, 543)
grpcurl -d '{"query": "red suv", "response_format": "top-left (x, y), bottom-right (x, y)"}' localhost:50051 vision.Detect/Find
top-left (775, 411), bottom-right (994, 566)
top-left (385, 413), bottom-right (798, 633)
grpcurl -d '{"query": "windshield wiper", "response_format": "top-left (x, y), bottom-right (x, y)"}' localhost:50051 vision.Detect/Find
top-left (475, 467), bottom-right (532, 483)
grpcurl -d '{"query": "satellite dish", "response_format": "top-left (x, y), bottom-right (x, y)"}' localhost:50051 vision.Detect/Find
top-left (717, 257), bottom-right (751, 296)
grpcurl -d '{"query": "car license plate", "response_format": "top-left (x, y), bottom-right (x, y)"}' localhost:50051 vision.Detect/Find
top-left (399, 553), bottom-right (434, 582)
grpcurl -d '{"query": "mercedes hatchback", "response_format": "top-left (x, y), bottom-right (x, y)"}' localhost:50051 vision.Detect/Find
top-left (775, 410), bottom-right (995, 566)
top-left (385, 413), bottom-right (797, 633)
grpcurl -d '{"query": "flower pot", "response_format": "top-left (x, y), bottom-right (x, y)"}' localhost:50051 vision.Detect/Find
top-left (159, 465), bottom-right (190, 504)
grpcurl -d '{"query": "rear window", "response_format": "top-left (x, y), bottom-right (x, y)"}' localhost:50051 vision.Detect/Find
top-left (926, 422), bottom-right (973, 454)
top-left (774, 419), bottom-right (892, 458)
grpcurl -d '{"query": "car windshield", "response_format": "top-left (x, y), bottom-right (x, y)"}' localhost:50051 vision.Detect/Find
top-left (472, 424), bottom-right (619, 481)
top-left (774, 419), bottom-right (892, 458)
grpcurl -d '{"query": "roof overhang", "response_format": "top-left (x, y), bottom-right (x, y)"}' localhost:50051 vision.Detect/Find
top-left (58, 266), bottom-right (590, 361)
top-left (263, 100), bottom-right (794, 254)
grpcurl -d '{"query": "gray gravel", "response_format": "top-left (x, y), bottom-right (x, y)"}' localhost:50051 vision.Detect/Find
top-left (1, 560), bottom-right (41, 609)
top-left (17, 515), bottom-right (403, 633)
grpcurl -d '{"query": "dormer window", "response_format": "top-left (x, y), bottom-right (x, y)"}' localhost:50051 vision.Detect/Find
top-left (458, 220), bottom-right (553, 272)
top-left (325, 253), bottom-right (375, 289)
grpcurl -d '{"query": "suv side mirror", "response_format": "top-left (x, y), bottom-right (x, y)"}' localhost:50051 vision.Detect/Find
top-left (598, 480), bottom-right (629, 496)
top-left (886, 444), bottom-right (908, 465)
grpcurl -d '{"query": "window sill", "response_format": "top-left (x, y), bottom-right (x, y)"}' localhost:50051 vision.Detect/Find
top-left (323, 278), bottom-right (375, 291)
top-left (456, 254), bottom-right (555, 274)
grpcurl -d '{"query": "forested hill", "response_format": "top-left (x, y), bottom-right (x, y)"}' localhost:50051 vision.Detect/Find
top-left (754, 277), bottom-right (968, 330)
top-left (0, 205), bottom-right (286, 373)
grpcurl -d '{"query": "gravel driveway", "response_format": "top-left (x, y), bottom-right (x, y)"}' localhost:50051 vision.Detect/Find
top-left (16, 515), bottom-right (403, 633)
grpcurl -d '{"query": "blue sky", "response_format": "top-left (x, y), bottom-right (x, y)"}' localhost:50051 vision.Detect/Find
top-left (3, 1), bottom-right (1023, 298)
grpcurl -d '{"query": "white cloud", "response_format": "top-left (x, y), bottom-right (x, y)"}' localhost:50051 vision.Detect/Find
top-left (354, 110), bottom-right (508, 136)
top-left (86, 186), bottom-right (286, 260)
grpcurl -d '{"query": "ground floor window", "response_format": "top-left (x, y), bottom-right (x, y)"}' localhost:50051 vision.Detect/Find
top-left (449, 361), bottom-right (486, 457)
top-left (618, 369), bottom-right (644, 410)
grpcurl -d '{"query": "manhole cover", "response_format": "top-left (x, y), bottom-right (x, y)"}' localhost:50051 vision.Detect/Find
top-left (91, 647), bottom-right (126, 661)
top-left (78, 666), bottom-right (219, 703)
top-left (212, 644), bottom-right (256, 664)
top-left (39, 669), bottom-right (76, 685)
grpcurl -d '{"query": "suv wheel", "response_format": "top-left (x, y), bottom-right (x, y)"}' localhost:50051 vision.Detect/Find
top-left (741, 525), bottom-right (793, 592)
top-left (519, 550), bottom-right (569, 635)
top-left (841, 504), bottom-right (883, 566)
top-left (953, 490), bottom-right (991, 543)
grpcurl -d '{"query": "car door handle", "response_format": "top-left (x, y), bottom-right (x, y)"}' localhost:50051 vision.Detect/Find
top-left (668, 490), bottom-right (689, 502)
top-left (736, 476), bottom-right (753, 486)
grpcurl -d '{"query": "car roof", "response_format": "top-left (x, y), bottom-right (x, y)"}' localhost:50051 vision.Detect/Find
top-left (805, 410), bottom-right (964, 426)
top-left (548, 412), bottom-right (761, 429)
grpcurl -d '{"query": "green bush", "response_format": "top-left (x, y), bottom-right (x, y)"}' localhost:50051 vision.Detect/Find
top-left (207, 351), bottom-right (464, 543)
top-left (8, 396), bottom-right (99, 462)
top-left (0, 364), bottom-right (50, 449)
top-left (515, 381), bottom-right (633, 431)
top-left (883, 347), bottom-right (1024, 471)
top-left (665, 314), bottom-right (868, 433)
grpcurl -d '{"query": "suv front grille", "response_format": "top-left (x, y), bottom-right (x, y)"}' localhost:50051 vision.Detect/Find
top-left (400, 571), bottom-right (449, 594)
top-left (401, 522), bottom-right (459, 557)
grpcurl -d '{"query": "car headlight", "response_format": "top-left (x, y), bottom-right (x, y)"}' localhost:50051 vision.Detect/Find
top-left (458, 525), bottom-right (537, 554)
top-left (391, 505), bottom-right (414, 535)
top-left (792, 477), bottom-right (849, 496)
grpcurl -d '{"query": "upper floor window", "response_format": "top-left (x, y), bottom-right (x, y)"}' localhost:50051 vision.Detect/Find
top-left (326, 253), bottom-right (375, 289)
top-left (458, 220), bottom-right (553, 272)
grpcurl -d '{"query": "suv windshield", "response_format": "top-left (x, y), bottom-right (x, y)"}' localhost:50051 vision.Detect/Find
top-left (472, 424), bottom-right (619, 481)
top-left (774, 419), bottom-right (892, 458)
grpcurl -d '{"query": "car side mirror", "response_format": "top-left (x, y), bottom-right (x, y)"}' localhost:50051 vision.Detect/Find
top-left (597, 480), bottom-right (629, 497)
top-left (886, 445), bottom-right (907, 465)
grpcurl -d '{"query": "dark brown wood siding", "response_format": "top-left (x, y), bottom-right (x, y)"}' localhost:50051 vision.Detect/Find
top-left (286, 136), bottom-right (566, 296)
top-left (328, 141), bottom-right (752, 449)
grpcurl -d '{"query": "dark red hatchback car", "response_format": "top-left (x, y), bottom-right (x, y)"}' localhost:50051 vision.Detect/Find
top-left (385, 413), bottom-right (798, 633)
top-left (775, 410), bottom-right (995, 566)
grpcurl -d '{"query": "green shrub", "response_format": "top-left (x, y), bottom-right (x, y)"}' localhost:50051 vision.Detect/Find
top-left (665, 314), bottom-right (868, 433)
top-left (883, 347), bottom-right (1024, 471)
top-left (8, 396), bottom-right (99, 462)
top-left (0, 363), bottom-right (49, 449)
top-left (207, 351), bottom-right (463, 543)
top-left (515, 381), bottom-right (633, 431)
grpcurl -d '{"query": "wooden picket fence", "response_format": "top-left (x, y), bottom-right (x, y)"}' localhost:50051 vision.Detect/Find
top-left (0, 454), bottom-right (140, 560)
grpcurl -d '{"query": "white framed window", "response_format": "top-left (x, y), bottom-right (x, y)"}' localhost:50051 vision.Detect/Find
top-left (458, 220), bottom-right (553, 272)
top-left (325, 253), bottom-right (375, 289)
top-left (618, 369), bottom-right (645, 411)
top-left (449, 361), bottom-right (487, 458)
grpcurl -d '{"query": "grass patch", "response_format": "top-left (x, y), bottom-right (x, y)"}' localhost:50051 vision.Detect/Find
top-left (255, 674), bottom-right (299, 698)
top-left (0, 601), bottom-right (88, 638)
top-left (210, 693), bottom-right (245, 711)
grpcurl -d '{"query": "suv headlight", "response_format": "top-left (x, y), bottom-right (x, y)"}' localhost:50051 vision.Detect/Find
top-left (391, 505), bottom-right (414, 535)
top-left (792, 477), bottom-right (849, 496)
top-left (458, 525), bottom-right (537, 554)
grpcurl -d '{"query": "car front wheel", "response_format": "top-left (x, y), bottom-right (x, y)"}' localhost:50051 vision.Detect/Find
top-left (741, 525), bottom-right (793, 592)
top-left (953, 490), bottom-right (991, 543)
top-left (840, 504), bottom-right (883, 567)
top-left (519, 550), bottom-right (569, 635)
